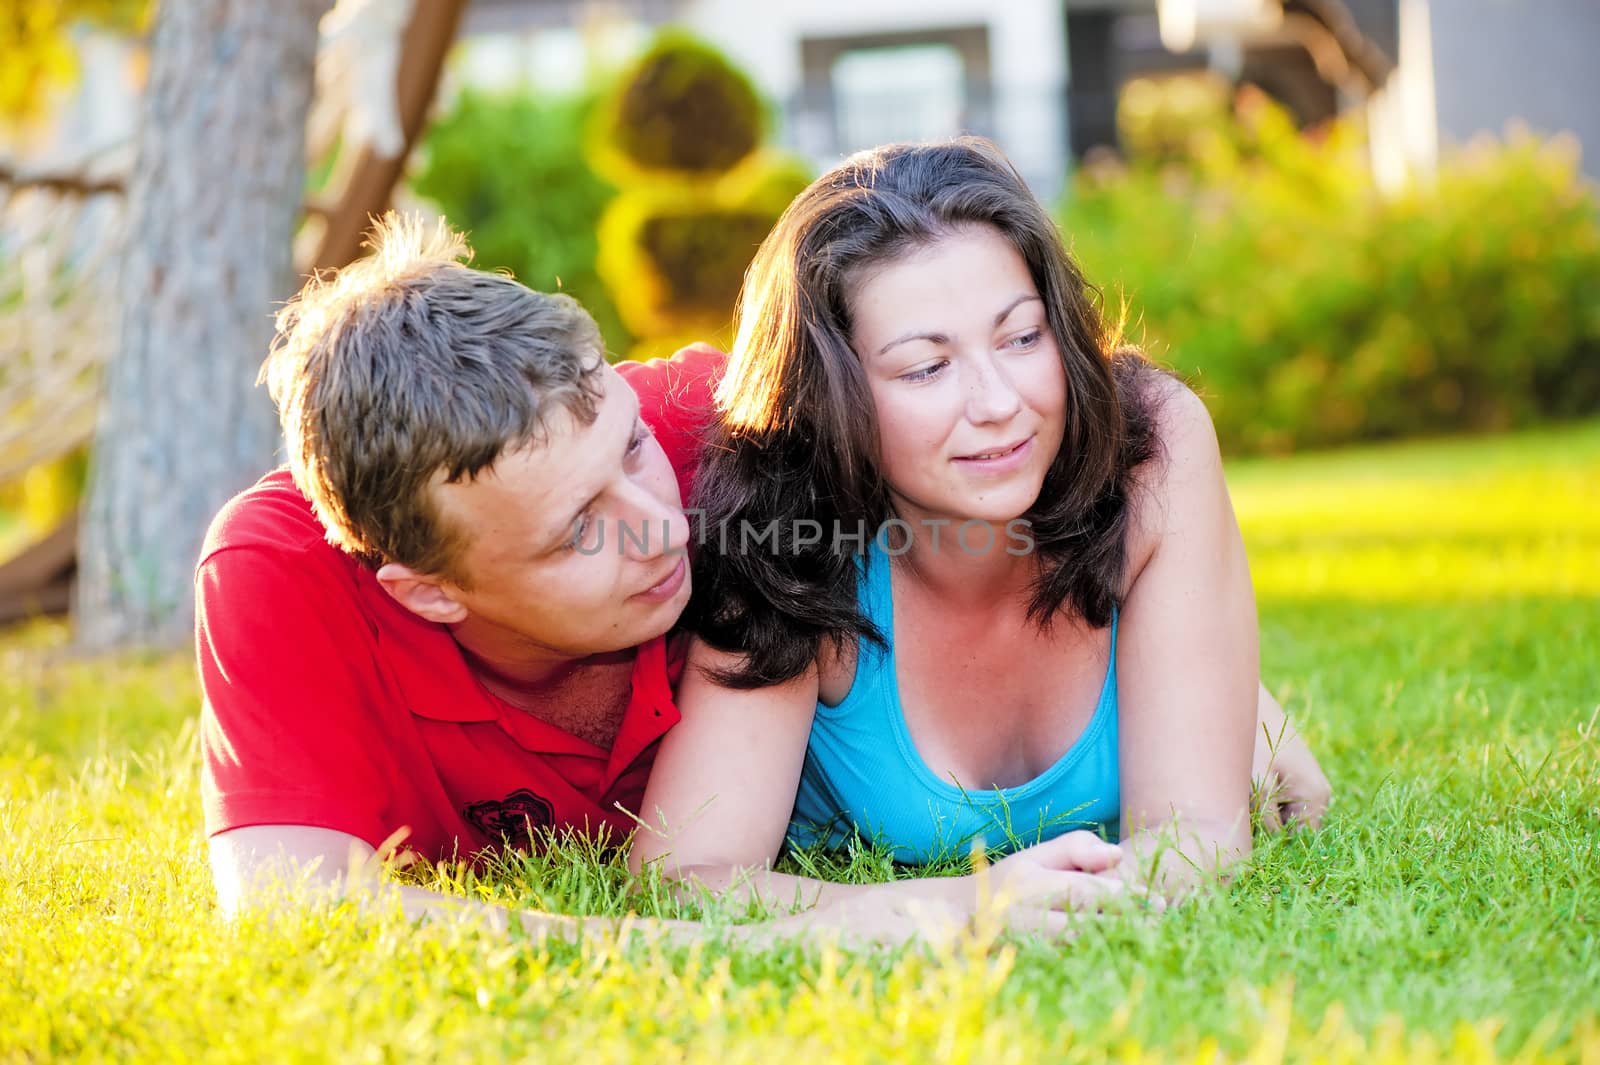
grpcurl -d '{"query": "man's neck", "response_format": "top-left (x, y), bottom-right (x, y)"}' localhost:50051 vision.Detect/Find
top-left (450, 621), bottom-right (638, 748)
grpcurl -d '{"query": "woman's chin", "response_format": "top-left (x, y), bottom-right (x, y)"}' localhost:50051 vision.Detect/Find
top-left (892, 481), bottom-right (1045, 539)
top-left (958, 485), bottom-right (1047, 527)
top-left (924, 501), bottom-right (1037, 536)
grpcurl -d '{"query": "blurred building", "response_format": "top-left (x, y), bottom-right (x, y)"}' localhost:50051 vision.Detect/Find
top-left (461, 0), bottom-right (1600, 194)
top-left (1425, 0), bottom-right (1600, 179)
top-left (9, 1), bottom-right (1598, 191)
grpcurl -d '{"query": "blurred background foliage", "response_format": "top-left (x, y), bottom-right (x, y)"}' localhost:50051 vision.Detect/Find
top-left (0, 0), bottom-right (144, 554)
top-left (410, 89), bottom-right (631, 354)
top-left (589, 28), bottom-right (811, 361)
top-left (0, 0), bottom-right (149, 127)
top-left (1066, 79), bottom-right (1600, 453)
top-left (411, 31), bottom-right (811, 362)
top-left (0, 453), bottom-right (84, 555)
top-left (586, 30), bottom-right (766, 184)
top-left (413, 31), bottom-right (1598, 453)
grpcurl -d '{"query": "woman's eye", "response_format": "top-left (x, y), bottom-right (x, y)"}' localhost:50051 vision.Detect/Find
top-left (901, 359), bottom-right (948, 382)
top-left (1006, 330), bottom-right (1043, 350)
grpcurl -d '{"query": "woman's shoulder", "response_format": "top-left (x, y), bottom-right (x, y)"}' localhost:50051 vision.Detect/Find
top-left (1122, 372), bottom-right (1226, 582)
top-left (1140, 372), bottom-right (1220, 466)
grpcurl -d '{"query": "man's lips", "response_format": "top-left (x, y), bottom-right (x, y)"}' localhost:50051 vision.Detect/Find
top-left (633, 557), bottom-right (687, 602)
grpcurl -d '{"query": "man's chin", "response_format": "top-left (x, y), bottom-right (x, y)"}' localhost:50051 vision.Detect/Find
top-left (643, 578), bottom-right (692, 636)
top-left (608, 583), bottom-right (691, 651)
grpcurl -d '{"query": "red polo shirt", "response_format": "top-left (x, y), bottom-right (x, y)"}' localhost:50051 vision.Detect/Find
top-left (197, 345), bottom-right (724, 860)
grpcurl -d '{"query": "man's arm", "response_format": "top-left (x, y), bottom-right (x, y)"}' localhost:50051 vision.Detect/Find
top-left (210, 825), bottom-right (673, 939)
top-left (210, 824), bottom-right (1032, 947)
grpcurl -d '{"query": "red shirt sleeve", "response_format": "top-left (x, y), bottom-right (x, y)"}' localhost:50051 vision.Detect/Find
top-left (617, 344), bottom-right (726, 505)
top-left (197, 543), bottom-right (394, 848)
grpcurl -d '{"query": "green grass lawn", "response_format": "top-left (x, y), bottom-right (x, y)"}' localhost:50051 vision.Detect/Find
top-left (4, 422), bottom-right (1597, 1063)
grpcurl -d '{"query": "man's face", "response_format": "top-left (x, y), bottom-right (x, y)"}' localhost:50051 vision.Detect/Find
top-left (428, 364), bottom-right (692, 658)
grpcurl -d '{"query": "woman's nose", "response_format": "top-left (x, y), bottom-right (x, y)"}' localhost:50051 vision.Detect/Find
top-left (964, 356), bottom-right (1023, 425)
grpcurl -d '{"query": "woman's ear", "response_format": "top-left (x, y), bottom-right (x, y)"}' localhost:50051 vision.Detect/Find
top-left (375, 562), bottom-right (469, 624)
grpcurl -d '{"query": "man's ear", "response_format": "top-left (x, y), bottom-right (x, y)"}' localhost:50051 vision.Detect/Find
top-left (375, 562), bottom-right (469, 625)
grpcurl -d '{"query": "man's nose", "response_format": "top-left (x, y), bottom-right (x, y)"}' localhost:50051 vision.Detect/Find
top-left (616, 486), bottom-right (690, 561)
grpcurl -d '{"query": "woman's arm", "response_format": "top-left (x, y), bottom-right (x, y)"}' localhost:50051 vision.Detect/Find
top-left (629, 638), bottom-right (823, 892)
top-left (1253, 682), bottom-right (1332, 831)
top-left (1114, 383), bottom-right (1258, 898)
top-left (630, 639), bottom-right (1128, 927)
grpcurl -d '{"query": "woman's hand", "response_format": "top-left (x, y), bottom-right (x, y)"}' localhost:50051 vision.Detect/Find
top-left (1251, 682), bottom-right (1332, 832)
top-left (983, 829), bottom-right (1131, 913)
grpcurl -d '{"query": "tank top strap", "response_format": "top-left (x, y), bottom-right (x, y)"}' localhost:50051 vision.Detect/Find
top-left (853, 540), bottom-right (896, 671)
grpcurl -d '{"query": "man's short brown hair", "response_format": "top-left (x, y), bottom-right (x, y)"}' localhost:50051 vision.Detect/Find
top-left (261, 213), bottom-right (605, 580)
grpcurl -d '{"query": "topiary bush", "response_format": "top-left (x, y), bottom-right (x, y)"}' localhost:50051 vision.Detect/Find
top-left (1063, 90), bottom-right (1600, 453)
top-left (587, 31), bottom-right (765, 184)
top-left (588, 31), bottom-right (811, 361)
top-left (409, 89), bottom-right (631, 355)
top-left (593, 160), bottom-right (811, 355)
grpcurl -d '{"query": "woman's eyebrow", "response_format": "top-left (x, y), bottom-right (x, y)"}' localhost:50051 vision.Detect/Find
top-left (994, 294), bottom-right (1042, 327)
top-left (876, 330), bottom-right (948, 357)
top-left (874, 294), bottom-right (1041, 357)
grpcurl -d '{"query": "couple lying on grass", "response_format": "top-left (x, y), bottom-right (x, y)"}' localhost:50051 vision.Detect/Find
top-left (202, 137), bottom-right (1329, 944)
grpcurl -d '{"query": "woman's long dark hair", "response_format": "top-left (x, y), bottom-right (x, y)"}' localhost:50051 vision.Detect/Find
top-left (685, 137), bottom-right (1162, 688)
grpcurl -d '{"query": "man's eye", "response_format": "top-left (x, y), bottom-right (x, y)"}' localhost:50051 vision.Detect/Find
top-left (626, 423), bottom-right (650, 456)
top-left (567, 513), bottom-right (592, 549)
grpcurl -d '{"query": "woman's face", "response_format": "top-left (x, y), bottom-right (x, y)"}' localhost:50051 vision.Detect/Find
top-left (849, 225), bottom-right (1067, 533)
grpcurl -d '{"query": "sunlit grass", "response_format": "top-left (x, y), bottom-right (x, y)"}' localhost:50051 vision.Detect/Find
top-left (4, 421), bottom-right (1597, 1062)
top-left (1232, 420), bottom-right (1600, 600)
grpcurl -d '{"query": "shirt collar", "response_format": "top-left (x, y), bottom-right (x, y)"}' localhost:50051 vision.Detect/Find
top-left (363, 572), bottom-right (680, 762)
top-left (602, 635), bottom-right (681, 781)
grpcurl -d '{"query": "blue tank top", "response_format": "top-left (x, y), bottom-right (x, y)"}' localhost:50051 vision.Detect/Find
top-left (788, 542), bottom-right (1121, 864)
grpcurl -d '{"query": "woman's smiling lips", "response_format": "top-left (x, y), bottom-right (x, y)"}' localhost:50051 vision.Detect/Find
top-left (951, 436), bottom-right (1034, 474)
top-left (633, 557), bottom-right (687, 602)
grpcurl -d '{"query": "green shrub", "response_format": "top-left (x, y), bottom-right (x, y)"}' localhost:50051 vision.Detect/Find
top-left (409, 89), bottom-right (632, 355)
top-left (1063, 93), bottom-right (1600, 452)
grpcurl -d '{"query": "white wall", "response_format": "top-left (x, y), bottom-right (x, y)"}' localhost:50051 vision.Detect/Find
top-left (679, 0), bottom-right (1070, 197)
top-left (1427, 0), bottom-right (1600, 182)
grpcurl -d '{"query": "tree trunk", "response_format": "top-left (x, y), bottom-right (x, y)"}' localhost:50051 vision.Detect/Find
top-left (75, 0), bottom-right (332, 650)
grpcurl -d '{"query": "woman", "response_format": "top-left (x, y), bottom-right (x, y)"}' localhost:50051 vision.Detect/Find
top-left (629, 138), bottom-right (1326, 916)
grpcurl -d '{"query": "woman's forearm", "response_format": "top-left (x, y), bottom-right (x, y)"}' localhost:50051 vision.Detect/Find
top-left (1115, 815), bottom-right (1252, 900)
top-left (668, 860), bottom-right (971, 915)
top-left (659, 827), bottom-right (1131, 932)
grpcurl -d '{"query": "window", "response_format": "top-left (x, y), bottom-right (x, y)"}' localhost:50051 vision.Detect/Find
top-left (830, 44), bottom-right (967, 151)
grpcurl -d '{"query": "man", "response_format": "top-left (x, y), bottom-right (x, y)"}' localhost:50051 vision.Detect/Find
top-left (200, 214), bottom-right (1327, 941)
